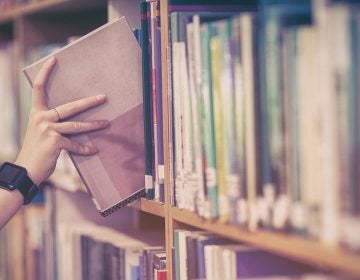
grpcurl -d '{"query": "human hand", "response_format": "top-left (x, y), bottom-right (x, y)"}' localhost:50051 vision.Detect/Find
top-left (15, 57), bottom-right (109, 186)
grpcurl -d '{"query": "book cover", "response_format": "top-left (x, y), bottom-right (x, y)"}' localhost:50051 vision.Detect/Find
top-left (23, 17), bottom-right (146, 216)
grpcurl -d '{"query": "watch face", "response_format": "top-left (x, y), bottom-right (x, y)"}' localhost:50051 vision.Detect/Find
top-left (0, 164), bottom-right (24, 186)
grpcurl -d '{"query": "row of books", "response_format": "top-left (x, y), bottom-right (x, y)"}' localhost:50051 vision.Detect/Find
top-left (169, 0), bottom-right (360, 250)
top-left (174, 229), bottom-right (342, 280)
top-left (56, 222), bottom-right (166, 280)
top-left (140, 0), bottom-right (165, 203)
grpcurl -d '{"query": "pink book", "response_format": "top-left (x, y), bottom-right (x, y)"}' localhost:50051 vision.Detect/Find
top-left (23, 17), bottom-right (145, 216)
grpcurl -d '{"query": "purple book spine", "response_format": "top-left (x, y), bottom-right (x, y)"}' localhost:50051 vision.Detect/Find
top-left (146, 0), bottom-right (156, 200)
top-left (149, 0), bottom-right (159, 200)
top-left (236, 250), bottom-right (315, 278)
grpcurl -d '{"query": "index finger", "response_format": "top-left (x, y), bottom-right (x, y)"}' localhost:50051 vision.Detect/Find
top-left (31, 57), bottom-right (56, 110)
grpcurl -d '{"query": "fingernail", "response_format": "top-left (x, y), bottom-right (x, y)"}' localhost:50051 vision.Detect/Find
top-left (99, 120), bottom-right (110, 127)
top-left (48, 57), bottom-right (56, 64)
top-left (87, 146), bottom-right (98, 153)
top-left (96, 95), bottom-right (106, 101)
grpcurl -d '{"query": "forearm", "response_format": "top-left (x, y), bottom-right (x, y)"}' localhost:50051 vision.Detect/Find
top-left (0, 188), bottom-right (23, 229)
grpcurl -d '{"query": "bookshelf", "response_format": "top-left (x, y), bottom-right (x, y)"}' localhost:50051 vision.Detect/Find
top-left (131, 198), bottom-right (166, 218)
top-left (171, 207), bottom-right (360, 276)
top-left (1, 0), bottom-right (360, 279)
top-left (0, 0), bottom-right (105, 24)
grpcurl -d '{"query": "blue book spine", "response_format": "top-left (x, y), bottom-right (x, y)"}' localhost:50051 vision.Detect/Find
top-left (140, 1), bottom-right (154, 199)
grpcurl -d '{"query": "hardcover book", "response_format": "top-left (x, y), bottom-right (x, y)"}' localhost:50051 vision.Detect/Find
top-left (23, 17), bottom-right (145, 216)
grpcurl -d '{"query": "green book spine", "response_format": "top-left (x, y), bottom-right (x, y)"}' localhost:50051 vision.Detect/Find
top-left (200, 23), bottom-right (219, 218)
top-left (210, 23), bottom-right (227, 221)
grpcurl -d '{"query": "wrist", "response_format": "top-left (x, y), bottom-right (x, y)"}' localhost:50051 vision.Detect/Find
top-left (14, 159), bottom-right (41, 186)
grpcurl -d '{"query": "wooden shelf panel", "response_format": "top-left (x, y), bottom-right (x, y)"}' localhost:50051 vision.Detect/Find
top-left (49, 171), bottom-right (165, 217)
top-left (130, 198), bottom-right (165, 218)
top-left (0, 0), bottom-right (105, 24)
top-left (171, 207), bottom-right (360, 277)
top-left (0, 0), bottom-right (66, 23)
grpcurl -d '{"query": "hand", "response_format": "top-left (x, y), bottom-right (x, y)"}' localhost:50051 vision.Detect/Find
top-left (15, 57), bottom-right (109, 186)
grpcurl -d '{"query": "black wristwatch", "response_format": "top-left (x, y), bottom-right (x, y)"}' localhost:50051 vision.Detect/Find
top-left (0, 162), bottom-right (39, 205)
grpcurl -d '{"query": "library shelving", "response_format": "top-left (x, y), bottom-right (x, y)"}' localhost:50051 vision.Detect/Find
top-left (1, 0), bottom-right (360, 279)
top-left (0, 0), bottom-right (105, 24)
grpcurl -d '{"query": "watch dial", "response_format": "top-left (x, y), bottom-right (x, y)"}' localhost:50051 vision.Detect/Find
top-left (1, 165), bottom-right (22, 184)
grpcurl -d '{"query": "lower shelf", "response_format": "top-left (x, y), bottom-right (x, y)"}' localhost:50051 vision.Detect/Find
top-left (171, 207), bottom-right (360, 277)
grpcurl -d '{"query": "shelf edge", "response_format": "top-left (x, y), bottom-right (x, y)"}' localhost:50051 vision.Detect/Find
top-left (171, 207), bottom-right (360, 277)
top-left (129, 198), bottom-right (165, 218)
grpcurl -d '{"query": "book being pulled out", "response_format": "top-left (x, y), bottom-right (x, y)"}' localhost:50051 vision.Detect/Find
top-left (23, 17), bottom-right (145, 216)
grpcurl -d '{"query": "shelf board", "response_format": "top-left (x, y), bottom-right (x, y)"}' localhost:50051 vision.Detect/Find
top-left (171, 207), bottom-right (360, 277)
top-left (50, 176), bottom-right (165, 217)
top-left (0, 0), bottom-right (105, 24)
top-left (130, 198), bottom-right (165, 218)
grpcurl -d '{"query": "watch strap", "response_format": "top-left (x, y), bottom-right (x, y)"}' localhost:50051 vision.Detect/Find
top-left (16, 172), bottom-right (39, 205)
top-left (0, 162), bottom-right (39, 205)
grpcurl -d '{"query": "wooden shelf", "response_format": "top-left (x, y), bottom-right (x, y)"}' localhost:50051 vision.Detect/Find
top-left (171, 207), bottom-right (360, 277)
top-left (0, 0), bottom-right (105, 24)
top-left (129, 198), bottom-right (165, 218)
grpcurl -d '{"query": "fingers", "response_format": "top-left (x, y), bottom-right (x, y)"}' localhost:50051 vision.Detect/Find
top-left (61, 137), bottom-right (98, 155)
top-left (32, 57), bottom-right (56, 110)
top-left (54, 120), bottom-right (110, 134)
top-left (53, 95), bottom-right (106, 121)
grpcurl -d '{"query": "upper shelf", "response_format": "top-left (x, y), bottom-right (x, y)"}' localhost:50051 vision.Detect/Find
top-left (130, 198), bottom-right (165, 218)
top-left (0, 0), bottom-right (106, 24)
top-left (171, 207), bottom-right (360, 278)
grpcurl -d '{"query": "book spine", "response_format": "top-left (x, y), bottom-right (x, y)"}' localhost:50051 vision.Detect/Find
top-left (231, 16), bottom-right (247, 226)
top-left (186, 20), bottom-right (203, 213)
top-left (356, 10), bottom-right (360, 223)
top-left (155, 269), bottom-right (167, 280)
top-left (210, 23), bottom-right (228, 222)
top-left (149, 0), bottom-right (160, 201)
top-left (204, 245), bottom-right (215, 280)
top-left (200, 22), bottom-right (219, 219)
top-left (262, 7), bottom-right (284, 228)
top-left (192, 14), bottom-right (208, 218)
top-left (219, 19), bottom-right (239, 223)
top-left (168, 14), bottom-right (177, 207)
top-left (172, 42), bottom-right (185, 209)
top-left (155, 1), bottom-right (165, 203)
top-left (316, 1), bottom-right (340, 246)
top-left (186, 236), bottom-right (198, 279)
top-left (281, 27), bottom-right (302, 234)
top-left (179, 40), bottom-right (194, 211)
top-left (140, 1), bottom-right (154, 199)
